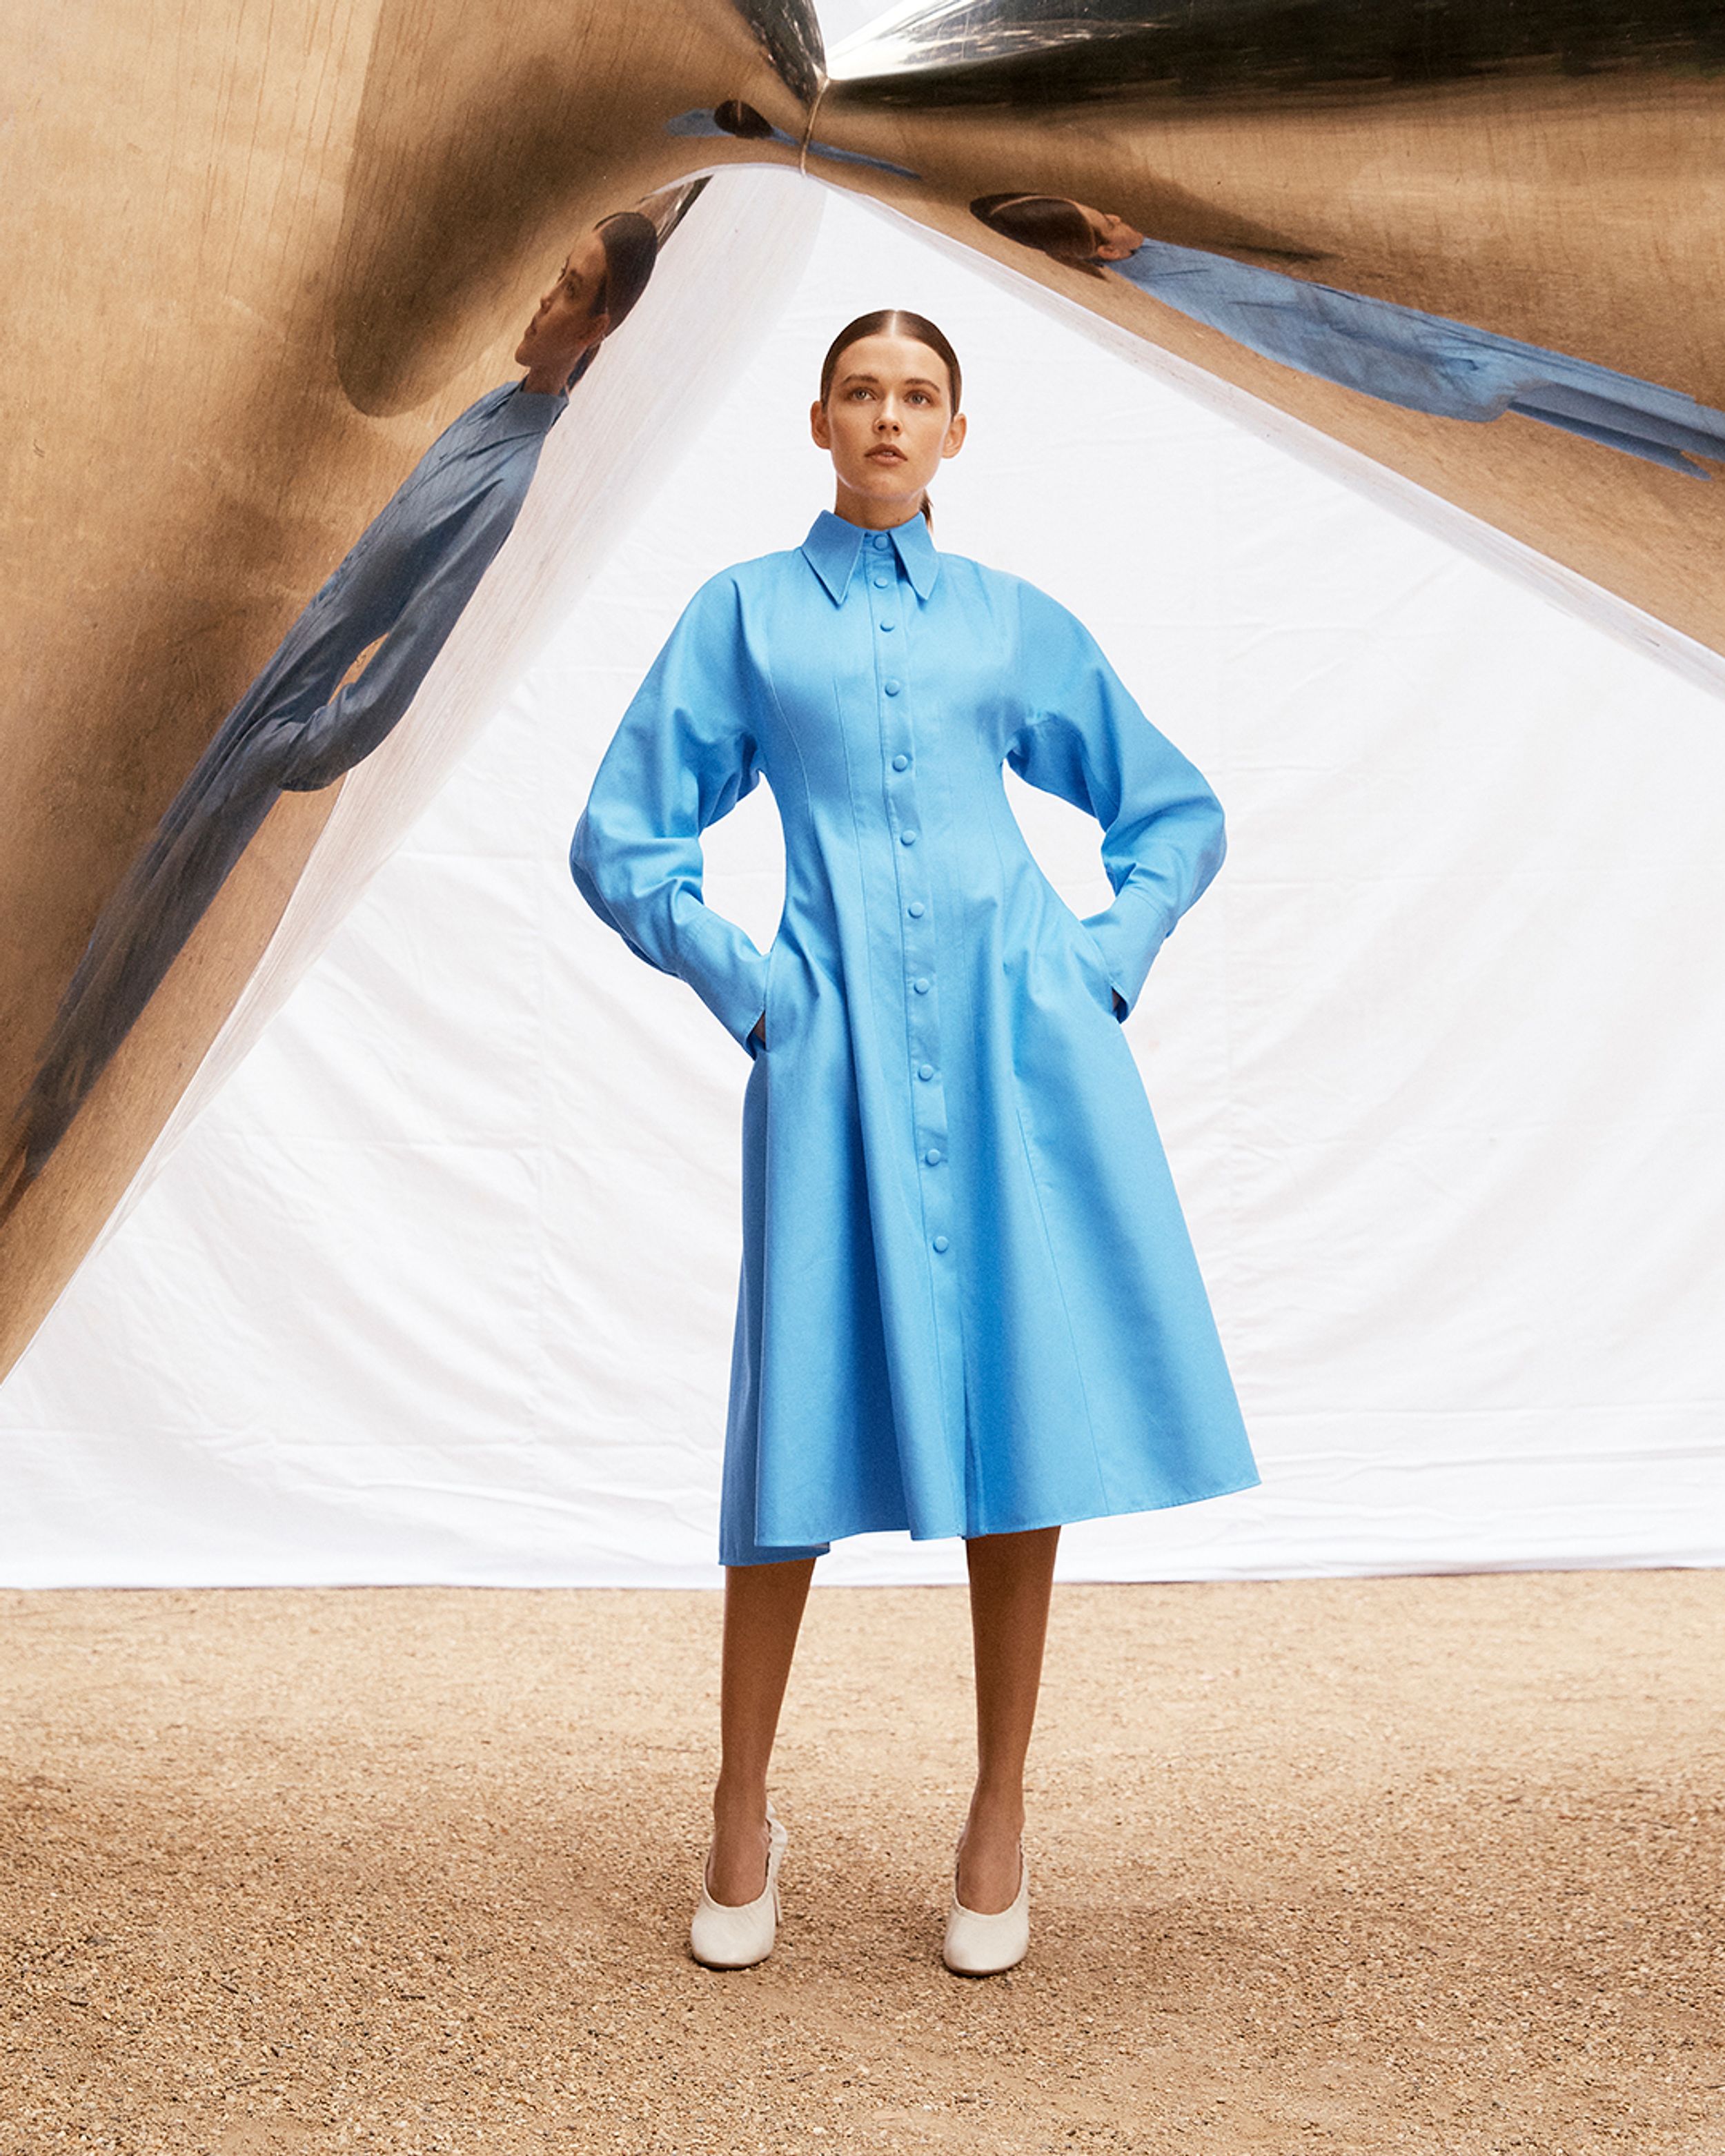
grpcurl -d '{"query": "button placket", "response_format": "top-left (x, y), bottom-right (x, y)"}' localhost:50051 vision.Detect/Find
top-left (871, 537), bottom-right (953, 1264)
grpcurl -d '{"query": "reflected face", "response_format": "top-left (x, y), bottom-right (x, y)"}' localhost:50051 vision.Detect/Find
top-left (1070, 200), bottom-right (1146, 262)
top-left (514, 227), bottom-right (611, 374)
top-left (811, 333), bottom-right (965, 519)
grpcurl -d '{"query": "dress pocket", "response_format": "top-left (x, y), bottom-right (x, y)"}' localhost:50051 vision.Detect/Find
top-left (1071, 920), bottom-right (1121, 1019)
top-left (749, 936), bottom-right (782, 1058)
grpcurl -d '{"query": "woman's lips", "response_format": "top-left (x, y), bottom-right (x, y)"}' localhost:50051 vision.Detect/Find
top-left (867, 448), bottom-right (905, 462)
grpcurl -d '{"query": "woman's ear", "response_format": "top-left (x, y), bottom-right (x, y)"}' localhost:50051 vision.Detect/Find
top-left (809, 397), bottom-right (832, 449)
top-left (941, 411), bottom-right (968, 459)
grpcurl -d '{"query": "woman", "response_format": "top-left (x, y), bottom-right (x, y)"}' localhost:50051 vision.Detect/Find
top-left (971, 193), bottom-right (1725, 477)
top-left (9, 212), bottom-right (659, 1196)
top-left (570, 310), bottom-right (1258, 1975)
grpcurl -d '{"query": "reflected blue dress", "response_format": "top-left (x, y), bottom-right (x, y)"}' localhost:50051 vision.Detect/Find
top-left (1112, 240), bottom-right (1725, 477)
top-left (16, 379), bottom-right (569, 1181)
top-left (571, 509), bottom-right (1259, 1561)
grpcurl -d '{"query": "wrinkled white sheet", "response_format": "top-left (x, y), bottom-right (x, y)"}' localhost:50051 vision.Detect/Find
top-left (3, 184), bottom-right (1722, 1586)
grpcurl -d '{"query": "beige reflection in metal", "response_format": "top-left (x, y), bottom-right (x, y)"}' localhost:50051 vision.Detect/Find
top-left (810, 1), bottom-right (1725, 664)
top-left (1, 0), bottom-right (1718, 1375)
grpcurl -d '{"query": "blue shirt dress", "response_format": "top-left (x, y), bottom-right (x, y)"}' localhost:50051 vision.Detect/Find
top-left (571, 508), bottom-right (1260, 1563)
top-left (17, 379), bottom-right (569, 1181)
top-left (1111, 240), bottom-right (1725, 478)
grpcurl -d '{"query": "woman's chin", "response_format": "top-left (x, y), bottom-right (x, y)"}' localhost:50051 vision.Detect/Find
top-left (849, 464), bottom-right (918, 499)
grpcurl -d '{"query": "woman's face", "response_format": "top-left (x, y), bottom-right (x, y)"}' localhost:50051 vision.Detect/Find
top-left (810, 333), bottom-right (966, 522)
top-left (515, 228), bottom-right (611, 375)
top-left (1070, 201), bottom-right (1145, 262)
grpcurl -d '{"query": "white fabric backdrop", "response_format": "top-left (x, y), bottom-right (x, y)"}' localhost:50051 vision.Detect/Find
top-left (4, 179), bottom-right (1723, 1587)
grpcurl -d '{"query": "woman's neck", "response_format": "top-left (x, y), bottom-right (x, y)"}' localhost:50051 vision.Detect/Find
top-left (831, 484), bottom-right (925, 532)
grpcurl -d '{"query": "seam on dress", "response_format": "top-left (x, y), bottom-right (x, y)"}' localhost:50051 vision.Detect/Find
top-left (749, 593), bottom-right (818, 1552)
top-left (997, 589), bottom-right (1116, 1521)
top-left (780, 573), bottom-right (957, 1534)
top-left (903, 573), bottom-right (972, 1530)
top-left (867, 568), bottom-right (965, 1530)
top-left (1016, 704), bottom-right (1177, 972)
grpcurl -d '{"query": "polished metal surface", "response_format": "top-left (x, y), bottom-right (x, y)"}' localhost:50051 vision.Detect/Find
top-left (0, 0), bottom-right (827, 1359)
top-left (833, 0), bottom-right (1724, 98)
top-left (800, 0), bottom-right (1725, 667)
top-left (820, 0), bottom-right (1725, 404)
top-left (1, 0), bottom-right (1719, 1372)
top-left (332, 0), bottom-right (821, 413)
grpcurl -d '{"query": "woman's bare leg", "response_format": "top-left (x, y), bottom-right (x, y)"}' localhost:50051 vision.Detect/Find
top-left (958, 1525), bottom-right (1061, 1913)
top-left (707, 1555), bottom-right (817, 1904)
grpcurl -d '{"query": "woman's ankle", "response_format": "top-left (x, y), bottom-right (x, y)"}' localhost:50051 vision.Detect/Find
top-left (712, 1774), bottom-right (770, 1824)
top-left (965, 1785), bottom-right (1027, 1834)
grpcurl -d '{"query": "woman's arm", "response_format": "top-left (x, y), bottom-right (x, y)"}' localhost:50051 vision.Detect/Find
top-left (275, 470), bottom-right (531, 793)
top-left (1006, 580), bottom-right (1225, 1018)
top-left (569, 574), bottom-right (771, 1051)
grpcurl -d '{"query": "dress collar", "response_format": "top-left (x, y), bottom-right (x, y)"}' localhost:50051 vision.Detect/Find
top-left (506, 380), bottom-right (571, 431)
top-left (800, 508), bottom-right (941, 604)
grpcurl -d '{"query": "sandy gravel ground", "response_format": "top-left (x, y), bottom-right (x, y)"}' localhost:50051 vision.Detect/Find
top-left (0, 1572), bottom-right (1720, 2155)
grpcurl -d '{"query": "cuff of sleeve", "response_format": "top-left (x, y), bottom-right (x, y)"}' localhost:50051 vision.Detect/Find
top-left (1081, 884), bottom-right (1172, 1018)
top-left (682, 929), bottom-right (770, 1054)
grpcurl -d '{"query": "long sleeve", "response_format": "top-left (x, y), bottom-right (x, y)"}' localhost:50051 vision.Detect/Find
top-left (11, 385), bottom-right (560, 1184)
top-left (277, 389), bottom-right (560, 791)
top-left (1006, 580), bottom-right (1225, 1018)
top-left (276, 483), bottom-right (531, 791)
top-left (569, 573), bottom-right (771, 1050)
top-left (1113, 241), bottom-right (1725, 477)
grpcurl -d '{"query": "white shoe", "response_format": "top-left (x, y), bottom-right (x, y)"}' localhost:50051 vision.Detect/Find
top-left (942, 1841), bottom-right (1029, 1975)
top-left (689, 1801), bottom-right (787, 1969)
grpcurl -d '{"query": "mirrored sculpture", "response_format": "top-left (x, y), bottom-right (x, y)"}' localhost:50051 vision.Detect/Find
top-left (1, 0), bottom-right (1719, 1374)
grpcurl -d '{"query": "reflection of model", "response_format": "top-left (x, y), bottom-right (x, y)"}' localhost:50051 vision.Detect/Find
top-left (10, 214), bottom-right (658, 1190)
top-left (972, 194), bottom-right (1725, 476)
top-left (666, 103), bottom-right (919, 179)
top-left (571, 308), bottom-right (1256, 1976)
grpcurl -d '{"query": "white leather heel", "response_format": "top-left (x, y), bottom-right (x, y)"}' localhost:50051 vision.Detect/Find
top-left (689, 1801), bottom-right (787, 1969)
top-left (942, 1841), bottom-right (1029, 1976)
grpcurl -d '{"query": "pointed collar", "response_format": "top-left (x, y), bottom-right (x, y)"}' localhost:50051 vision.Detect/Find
top-left (506, 380), bottom-right (570, 430)
top-left (800, 508), bottom-right (941, 604)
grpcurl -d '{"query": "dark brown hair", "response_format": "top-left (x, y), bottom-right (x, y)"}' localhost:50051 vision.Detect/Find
top-left (564, 211), bottom-right (660, 388)
top-left (970, 193), bottom-right (1105, 275)
top-left (818, 309), bottom-right (963, 526)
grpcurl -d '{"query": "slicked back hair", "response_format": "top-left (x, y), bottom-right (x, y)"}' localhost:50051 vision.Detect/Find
top-left (970, 194), bottom-right (1104, 273)
top-left (817, 309), bottom-right (963, 526)
top-left (565, 212), bottom-right (660, 388)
